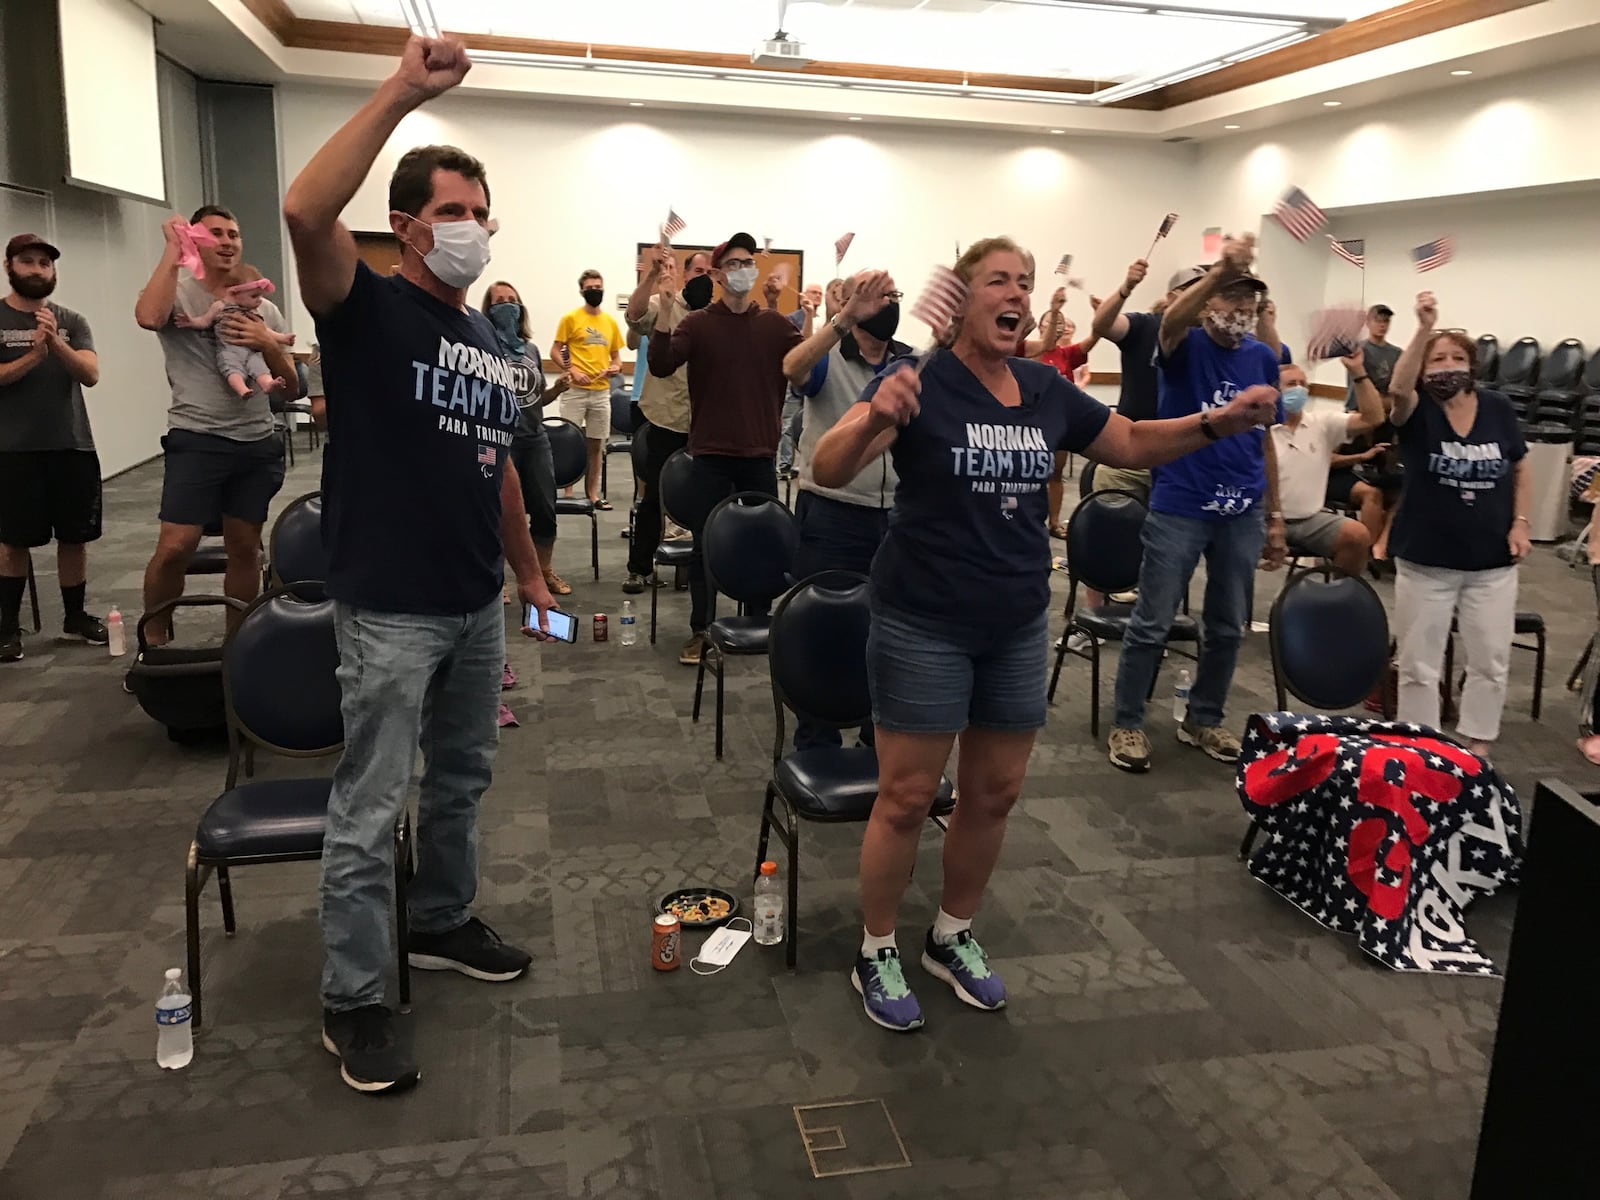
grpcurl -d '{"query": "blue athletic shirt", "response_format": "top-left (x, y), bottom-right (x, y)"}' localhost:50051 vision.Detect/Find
top-left (1149, 325), bottom-right (1283, 520)
top-left (316, 262), bottom-right (520, 614)
top-left (864, 349), bottom-right (1110, 626)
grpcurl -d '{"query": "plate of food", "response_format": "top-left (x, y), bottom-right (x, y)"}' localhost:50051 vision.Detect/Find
top-left (658, 887), bottom-right (739, 928)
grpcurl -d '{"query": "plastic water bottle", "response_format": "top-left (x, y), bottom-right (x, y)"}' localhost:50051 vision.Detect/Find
top-left (1172, 668), bottom-right (1192, 724)
top-left (155, 968), bottom-right (193, 1069)
top-left (106, 605), bottom-right (125, 657)
top-left (753, 861), bottom-right (784, 946)
top-left (619, 600), bottom-right (637, 646)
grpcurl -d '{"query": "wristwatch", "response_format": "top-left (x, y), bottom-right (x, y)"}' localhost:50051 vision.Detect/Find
top-left (830, 315), bottom-right (854, 338)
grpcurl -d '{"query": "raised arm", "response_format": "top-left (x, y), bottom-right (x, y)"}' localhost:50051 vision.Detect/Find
top-left (283, 36), bottom-right (471, 317)
top-left (811, 363), bottom-right (916, 488)
top-left (647, 278), bottom-right (693, 378)
top-left (134, 215), bottom-right (189, 331)
top-left (1254, 298), bottom-right (1283, 362)
top-left (1092, 259), bottom-right (1148, 343)
top-left (626, 246), bottom-right (670, 327)
top-left (1343, 348), bottom-right (1387, 437)
top-left (1161, 233), bottom-right (1254, 357)
top-left (1386, 291), bottom-right (1437, 427)
top-left (782, 270), bottom-right (893, 388)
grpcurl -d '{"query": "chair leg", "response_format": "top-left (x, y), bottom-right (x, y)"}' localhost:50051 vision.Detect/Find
top-left (1532, 629), bottom-right (1546, 721)
top-left (395, 816), bottom-right (412, 1014)
top-left (1567, 636), bottom-right (1593, 693)
top-left (590, 515), bottom-right (599, 581)
top-left (1239, 820), bottom-right (1260, 861)
top-left (755, 784), bottom-right (776, 880)
top-left (601, 454), bottom-right (608, 502)
top-left (714, 654), bottom-right (726, 760)
top-left (1089, 640), bottom-right (1102, 739)
top-left (650, 568), bottom-right (660, 645)
top-left (185, 844), bottom-right (205, 1031)
top-left (786, 814), bottom-right (800, 972)
top-left (26, 554), bottom-right (41, 633)
top-left (216, 863), bottom-right (237, 936)
top-left (1047, 636), bottom-right (1067, 703)
top-left (692, 650), bottom-right (708, 721)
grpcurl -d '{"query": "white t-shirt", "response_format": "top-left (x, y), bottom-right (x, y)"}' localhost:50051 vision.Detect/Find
top-left (1272, 409), bottom-right (1352, 520)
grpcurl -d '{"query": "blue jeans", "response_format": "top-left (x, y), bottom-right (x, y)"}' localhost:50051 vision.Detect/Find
top-left (793, 491), bottom-right (889, 750)
top-left (319, 598), bottom-right (504, 1011)
top-left (777, 391), bottom-right (804, 472)
top-left (1111, 509), bottom-right (1264, 731)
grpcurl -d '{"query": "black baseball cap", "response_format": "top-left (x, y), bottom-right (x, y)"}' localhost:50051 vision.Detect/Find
top-left (1368, 304), bottom-right (1394, 318)
top-left (711, 232), bottom-right (758, 266)
top-left (1214, 268), bottom-right (1268, 297)
top-left (5, 233), bottom-right (59, 261)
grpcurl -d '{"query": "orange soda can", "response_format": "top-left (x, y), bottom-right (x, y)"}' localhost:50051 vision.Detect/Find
top-left (652, 913), bottom-right (680, 971)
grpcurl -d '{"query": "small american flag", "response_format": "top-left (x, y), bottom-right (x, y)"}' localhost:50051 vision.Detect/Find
top-left (1329, 236), bottom-right (1366, 268)
top-left (1156, 212), bottom-right (1178, 238)
top-left (1413, 236), bottom-right (1455, 272)
top-left (1054, 253), bottom-right (1072, 276)
top-left (910, 265), bottom-right (968, 342)
top-left (661, 208), bottom-right (686, 240)
top-left (760, 236), bottom-right (773, 255)
top-left (1272, 186), bottom-right (1326, 242)
top-left (1202, 226), bottom-right (1223, 259)
top-left (477, 444), bottom-right (497, 466)
top-left (1306, 305), bottom-right (1366, 361)
top-left (834, 232), bottom-right (855, 265)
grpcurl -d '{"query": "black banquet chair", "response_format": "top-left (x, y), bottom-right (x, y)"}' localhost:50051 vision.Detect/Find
top-left (1473, 334), bottom-right (1499, 384)
top-left (543, 416), bottom-right (600, 581)
top-left (756, 572), bottom-right (955, 969)
top-left (1528, 339), bottom-right (1587, 426)
top-left (1047, 488), bottom-right (1199, 736)
top-left (601, 386), bottom-right (637, 505)
top-left (184, 588), bottom-right (412, 1030)
top-left (651, 449), bottom-right (703, 645)
top-left (1496, 336), bottom-right (1542, 417)
top-left (694, 492), bottom-right (800, 759)
top-left (1238, 565), bottom-right (1390, 860)
top-left (266, 490), bottom-right (327, 601)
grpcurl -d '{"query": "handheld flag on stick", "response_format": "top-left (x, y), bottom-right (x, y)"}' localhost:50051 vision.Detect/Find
top-left (835, 232), bottom-right (856, 266)
top-left (1065, 277), bottom-right (1085, 290)
top-left (660, 208), bottom-right (686, 243)
top-left (1145, 213), bottom-right (1178, 259)
top-left (1054, 253), bottom-right (1072, 276)
top-left (1328, 236), bottom-right (1366, 268)
top-left (1412, 236), bottom-right (1455, 272)
top-left (910, 265), bottom-right (969, 373)
top-left (1271, 187), bottom-right (1326, 242)
top-left (760, 236), bottom-right (773, 255)
top-left (1306, 305), bottom-right (1366, 361)
top-left (1202, 226), bottom-right (1223, 260)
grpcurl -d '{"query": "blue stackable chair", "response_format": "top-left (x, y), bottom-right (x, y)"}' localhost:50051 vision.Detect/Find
top-left (265, 491), bottom-right (326, 602)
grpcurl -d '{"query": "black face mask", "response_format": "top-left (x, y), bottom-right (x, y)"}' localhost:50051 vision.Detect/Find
top-left (681, 274), bottom-right (714, 311)
top-left (582, 287), bottom-right (605, 307)
top-left (857, 301), bottom-right (900, 343)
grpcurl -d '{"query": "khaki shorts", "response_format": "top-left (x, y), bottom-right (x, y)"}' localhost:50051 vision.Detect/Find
top-left (1285, 510), bottom-right (1349, 559)
top-left (1091, 465), bottom-right (1151, 506)
top-left (562, 389), bottom-right (611, 440)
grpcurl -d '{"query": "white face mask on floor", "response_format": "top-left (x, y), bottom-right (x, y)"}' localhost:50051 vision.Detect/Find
top-left (690, 918), bottom-right (753, 974)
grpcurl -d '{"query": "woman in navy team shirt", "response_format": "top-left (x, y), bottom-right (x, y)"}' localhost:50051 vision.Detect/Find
top-left (812, 236), bottom-right (1280, 1033)
top-left (1386, 290), bottom-right (1530, 758)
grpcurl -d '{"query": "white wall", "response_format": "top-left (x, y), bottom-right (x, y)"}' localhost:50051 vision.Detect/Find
top-left (274, 85), bottom-right (1200, 374)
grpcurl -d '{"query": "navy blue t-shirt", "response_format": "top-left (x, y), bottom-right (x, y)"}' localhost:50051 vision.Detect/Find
top-left (1149, 326), bottom-right (1283, 520)
top-left (866, 350), bottom-right (1110, 625)
top-left (1114, 310), bottom-right (1161, 423)
top-left (1388, 388), bottom-right (1526, 572)
top-left (317, 263), bottom-right (520, 614)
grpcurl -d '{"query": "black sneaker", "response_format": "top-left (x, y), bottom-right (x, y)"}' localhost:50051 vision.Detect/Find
top-left (321, 1004), bottom-right (419, 1094)
top-left (622, 573), bottom-right (649, 595)
top-left (0, 626), bottom-right (20, 662)
top-left (60, 612), bottom-right (108, 645)
top-left (407, 916), bottom-right (531, 982)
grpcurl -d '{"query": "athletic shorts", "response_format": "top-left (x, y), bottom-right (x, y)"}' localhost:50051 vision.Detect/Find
top-left (0, 449), bottom-right (102, 547)
top-left (1285, 511), bottom-right (1348, 559)
top-left (867, 601), bottom-right (1049, 734)
top-left (158, 428), bottom-right (285, 527)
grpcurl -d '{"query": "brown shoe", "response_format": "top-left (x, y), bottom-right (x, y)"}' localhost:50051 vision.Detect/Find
top-left (679, 634), bottom-right (706, 666)
top-left (544, 572), bottom-right (572, 597)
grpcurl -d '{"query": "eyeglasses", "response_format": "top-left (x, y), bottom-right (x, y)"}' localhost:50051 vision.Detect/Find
top-left (720, 258), bottom-right (756, 270)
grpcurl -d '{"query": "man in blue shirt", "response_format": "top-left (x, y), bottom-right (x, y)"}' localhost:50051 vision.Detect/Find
top-left (283, 34), bottom-right (556, 1096)
top-left (1107, 234), bottom-right (1287, 774)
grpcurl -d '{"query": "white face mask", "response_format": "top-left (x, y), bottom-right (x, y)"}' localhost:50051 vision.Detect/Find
top-left (722, 266), bottom-right (758, 296)
top-left (406, 217), bottom-right (492, 289)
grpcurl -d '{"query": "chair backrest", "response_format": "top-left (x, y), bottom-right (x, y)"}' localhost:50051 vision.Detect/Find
top-left (223, 589), bottom-right (343, 762)
top-left (1585, 348), bottom-right (1600, 393)
top-left (1474, 335), bottom-right (1499, 382)
top-left (1269, 567), bottom-right (1390, 711)
top-left (1539, 339), bottom-right (1586, 392)
top-left (702, 492), bottom-right (799, 606)
top-left (1066, 489), bottom-right (1148, 596)
top-left (659, 449), bottom-right (707, 531)
top-left (1495, 337), bottom-right (1540, 386)
top-left (543, 417), bottom-right (588, 489)
top-left (267, 491), bottom-right (326, 601)
top-left (610, 389), bottom-right (637, 437)
top-left (768, 571), bottom-right (872, 735)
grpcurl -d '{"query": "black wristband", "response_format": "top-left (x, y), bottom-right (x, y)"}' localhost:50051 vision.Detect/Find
top-left (1199, 411), bottom-right (1220, 441)
top-left (1352, 374), bottom-right (1369, 383)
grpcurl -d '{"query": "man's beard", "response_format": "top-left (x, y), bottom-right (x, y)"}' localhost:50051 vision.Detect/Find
top-left (7, 269), bottom-right (55, 300)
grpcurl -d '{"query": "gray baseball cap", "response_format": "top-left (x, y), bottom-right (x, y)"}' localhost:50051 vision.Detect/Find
top-left (1167, 265), bottom-right (1207, 293)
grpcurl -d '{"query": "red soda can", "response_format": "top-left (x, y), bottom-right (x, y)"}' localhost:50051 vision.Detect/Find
top-left (593, 613), bottom-right (609, 642)
top-left (651, 913), bottom-right (680, 971)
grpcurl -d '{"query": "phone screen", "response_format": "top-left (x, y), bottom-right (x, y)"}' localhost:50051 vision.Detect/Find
top-left (527, 607), bottom-right (577, 642)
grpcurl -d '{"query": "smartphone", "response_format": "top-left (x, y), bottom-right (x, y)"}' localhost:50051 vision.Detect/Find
top-left (526, 606), bottom-right (577, 642)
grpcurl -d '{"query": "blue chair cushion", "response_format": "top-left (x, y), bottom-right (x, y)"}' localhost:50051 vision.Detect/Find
top-left (775, 747), bottom-right (956, 822)
top-left (556, 497), bottom-right (595, 516)
top-left (653, 540), bottom-right (694, 566)
top-left (1074, 605), bottom-right (1199, 643)
top-left (707, 614), bottom-right (770, 654)
top-left (194, 777), bottom-right (331, 860)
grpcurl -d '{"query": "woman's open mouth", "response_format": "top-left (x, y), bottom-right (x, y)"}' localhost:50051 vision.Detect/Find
top-left (996, 311), bottom-right (1021, 333)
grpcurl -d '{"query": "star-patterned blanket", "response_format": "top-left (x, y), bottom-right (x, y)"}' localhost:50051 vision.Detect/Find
top-left (1236, 713), bottom-right (1522, 976)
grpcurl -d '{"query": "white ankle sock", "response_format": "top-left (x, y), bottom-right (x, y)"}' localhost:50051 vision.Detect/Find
top-left (861, 929), bottom-right (897, 956)
top-left (931, 908), bottom-right (972, 945)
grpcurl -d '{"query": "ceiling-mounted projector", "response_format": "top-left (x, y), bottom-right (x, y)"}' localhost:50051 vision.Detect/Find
top-left (753, 32), bottom-right (811, 68)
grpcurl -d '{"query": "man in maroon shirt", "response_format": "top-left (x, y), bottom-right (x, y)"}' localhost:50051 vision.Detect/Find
top-left (648, 231), bottom-right (803, 666)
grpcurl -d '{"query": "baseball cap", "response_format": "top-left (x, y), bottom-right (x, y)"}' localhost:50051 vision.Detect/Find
top-left (711, 232), bottom-right (758, 266)
top-left (1368, 303), bottom-right (1394, 318)
top-left (1213, 268), bottom-right (1268, 296)
top-left (5, 233), bottom-right (60, 262)
top-left (1166, 265), bottom-right (1207, 293)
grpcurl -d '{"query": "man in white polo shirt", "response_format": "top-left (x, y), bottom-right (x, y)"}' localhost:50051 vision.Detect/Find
top-left (1273, 354), bottom-right (1387, 575)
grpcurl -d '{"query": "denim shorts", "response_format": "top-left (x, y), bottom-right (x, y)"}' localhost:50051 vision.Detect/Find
top-left (867, 601), bottom-right (1049, 734)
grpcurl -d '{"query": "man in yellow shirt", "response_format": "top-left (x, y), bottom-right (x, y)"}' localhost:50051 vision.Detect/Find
top-left (553, 270), bottom-right (623, 506)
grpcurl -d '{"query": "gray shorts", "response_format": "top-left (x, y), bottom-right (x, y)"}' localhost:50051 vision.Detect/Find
top-left (1092, 465), bottom-right (1151, 506)
top-left (1285, 510), bottom-right (1348, 559)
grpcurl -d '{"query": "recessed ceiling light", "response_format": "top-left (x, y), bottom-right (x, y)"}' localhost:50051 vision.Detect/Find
top-left (1049, 128), bottom-right (1065, 134)
top-left (1224, 124), bottom-right (1240, 130)
top-left (1451, 69), bottom-right (1473, 76)
top-left (847, 115), bottom-right (863, 121)
top-left (1323, 100), bottom-right (1342, 107)
top-left (628, 101), bottom-right (644, 107)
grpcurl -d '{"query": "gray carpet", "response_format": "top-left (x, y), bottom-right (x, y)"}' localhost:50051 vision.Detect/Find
top-left (0, 431), bottom-right (1591, 1199)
